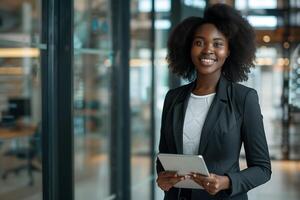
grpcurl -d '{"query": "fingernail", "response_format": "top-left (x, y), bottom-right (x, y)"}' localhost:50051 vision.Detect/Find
top-left (185, 175), bottom-right (190, 179)
top-left (181, 177), bottom-right (185, 180)
top-left (193, 174), bottom-right (196, 178)
top-left (174, 174), bottom-right (178, 177)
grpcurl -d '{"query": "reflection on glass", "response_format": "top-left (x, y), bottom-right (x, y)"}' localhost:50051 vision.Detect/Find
top-left (183, 0), bottom-right (206, 8)
top-left (290, 45), bottom-right (300, 108)
top-left (138, 0), bottom-right (171, 12)
top-left (242, 44), bottom-right (283, 160)
top-left (0, 1), bottom-right (41, 44)
top-left (73, 0), bottom-right (112, 199)
top-left (247, 16), bottom-right (277, 28)
top-left (130, 0), bottom-right (152, 199)
top-left (0, 1), bottom-right (42, 199)
top-left (235, 0), bottom-right (276, 9)
top-left (153, 0), bottom-right (171, 198)
top-left (155, 20), bottom-right (171, 30)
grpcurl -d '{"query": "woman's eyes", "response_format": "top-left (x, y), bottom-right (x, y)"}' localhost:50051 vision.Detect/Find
top-left (194, 40), bottom-right (204, 46)
top-left (193, 40), bottom-right (224, 48)
top-left (213, 42), bottom-right (224, 47)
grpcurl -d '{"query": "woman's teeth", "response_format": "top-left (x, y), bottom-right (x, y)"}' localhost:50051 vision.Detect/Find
top-left (200, 58), bottom-right (216, 65)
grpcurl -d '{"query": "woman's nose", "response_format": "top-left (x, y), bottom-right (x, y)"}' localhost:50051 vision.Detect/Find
top-left (202, 44), bottom-right (213, 53)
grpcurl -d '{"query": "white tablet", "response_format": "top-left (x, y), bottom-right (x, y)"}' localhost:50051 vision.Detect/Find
top-left (157, 153), bottom-right (210, 189)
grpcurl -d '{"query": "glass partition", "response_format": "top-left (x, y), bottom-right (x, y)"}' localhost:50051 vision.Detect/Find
top-left (130, 1), bottom-right (152, 199)
top-left (73, 0), bottom-right (113, 199)
top-left (0, 0), bottom-right (43, 199)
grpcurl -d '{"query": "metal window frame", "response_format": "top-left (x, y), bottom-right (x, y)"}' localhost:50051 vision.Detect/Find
top-left (281, 0), bottom-right (291, 160)
top-left (41, 0), bottom-right (74, 199)
top-left (110, 0), bottom-right (131, 199)
top-left (169, 0), bottom-right (182, 89)
top-left (150, 0), bottom-right (156, 199)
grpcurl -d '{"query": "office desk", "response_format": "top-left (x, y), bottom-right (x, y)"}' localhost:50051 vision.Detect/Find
top-left (0, 124), bottom-right (39, 185)
top-left (0, 125), bottom-right (36, 139)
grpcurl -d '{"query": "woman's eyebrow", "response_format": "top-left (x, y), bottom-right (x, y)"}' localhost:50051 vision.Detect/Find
top-left (193, 36), bottom-right (225, 41)
top-left (213, 38), bottom-right (225, 41)
top-left (193, 36), bottom-right (204, 39)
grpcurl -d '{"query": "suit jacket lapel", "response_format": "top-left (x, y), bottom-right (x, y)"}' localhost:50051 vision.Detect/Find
top-left (172, 82), bottom-right (195, 154)
top-left (198, 76), bottom-right (229, 155)
top-left (173, 102), bottom-right (184, 154)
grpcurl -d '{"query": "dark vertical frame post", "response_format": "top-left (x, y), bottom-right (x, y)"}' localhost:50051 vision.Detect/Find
top-left (150, 0), bottom-right (156, 199)
top-left (281, 1), bottom-right (291, 160)
top-left (41, 0), bottom-right (74, 199)
top-left (206, 0), bottom-right (210, 6)
top-left (169, 0), bottom-right (182, 89)
top-left (110, 0), bottom-right (131, 199)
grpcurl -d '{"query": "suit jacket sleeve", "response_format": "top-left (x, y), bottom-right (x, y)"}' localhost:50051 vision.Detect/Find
top-left (156, 90), bottom-right (172, 174)
top-left (226, 90), bottom-right (272, 197)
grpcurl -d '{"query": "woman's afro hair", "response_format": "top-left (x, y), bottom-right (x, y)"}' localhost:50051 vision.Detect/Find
top-left (166, 3), bottom-right (256, 82)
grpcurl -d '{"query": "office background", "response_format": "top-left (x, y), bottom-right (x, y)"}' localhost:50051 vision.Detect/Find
top-left (0, 0), bottom-right (299, 199)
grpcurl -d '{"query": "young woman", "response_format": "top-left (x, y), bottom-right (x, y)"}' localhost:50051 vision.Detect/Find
top-left (156, 4), bottom-right (271, 200)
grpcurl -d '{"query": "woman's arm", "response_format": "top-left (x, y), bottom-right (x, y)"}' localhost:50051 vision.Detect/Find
top-left (226, 90), bottom-right (272, 196)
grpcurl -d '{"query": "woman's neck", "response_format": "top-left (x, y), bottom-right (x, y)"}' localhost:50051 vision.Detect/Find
top-left (193, 73), bottom-right (221, 95)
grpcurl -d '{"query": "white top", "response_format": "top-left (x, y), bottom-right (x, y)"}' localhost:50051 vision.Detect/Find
top-left (183, 92), bottom-right (216, 155)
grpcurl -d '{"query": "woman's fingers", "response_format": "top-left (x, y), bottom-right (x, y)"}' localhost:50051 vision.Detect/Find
top-left (190, 173), bottom-right (221, 195)
top-left (205, 181), bottom-right (220, 195)
top-left (157, 171), bottom-right (185, 191)
top-left (158, 171), bottom-right (226, 193)
top-left (205, 173), bottom-right (226, 195)
top-left (169, 176), bottom-right (185, 184)
top-left (159, 171), bottom-right (178, 177)
top-left (190, 172), bottom-right (209, 186)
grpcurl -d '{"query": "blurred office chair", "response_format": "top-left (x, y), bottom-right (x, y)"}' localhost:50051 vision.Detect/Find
top-left (1, 123), bottom-right (41, 186)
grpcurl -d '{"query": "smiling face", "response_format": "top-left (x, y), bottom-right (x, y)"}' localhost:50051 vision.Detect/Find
top-left (191, 23), bottom-right (230, 78)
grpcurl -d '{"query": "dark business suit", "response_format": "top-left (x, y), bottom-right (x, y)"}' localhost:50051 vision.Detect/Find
top-left (157, 76), bottom-right (271, 200)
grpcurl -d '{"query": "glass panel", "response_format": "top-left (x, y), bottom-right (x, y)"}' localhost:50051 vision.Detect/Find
top-left (290, 45), bottom-right (300, 108)
top-left (0, 1), bottom-right (43, 199)
top-left (241, 46), bottom-right (283, 159)
top-left (130, 0), bottom-right (152, 199)
top-left (73, 0), bottom-right (113, 199)
top-left (248, 0), bottom-right (277, 9)
top-left (154, 5), bottom-right (170, 200)
top-left (291, 0), bottom-right (300, 8)
top-left (0, 1), bottom-right (41, 45)
top-left (138, 0), bottom-right (171, 12)
top-left (235, 0), bottom-right (277, 9)
top-left (247, 16), bottom-right (278, 28)
top-left (235, 0), bottom-right (247, 10)
top-left (183, 0), bottom-right (206, 8)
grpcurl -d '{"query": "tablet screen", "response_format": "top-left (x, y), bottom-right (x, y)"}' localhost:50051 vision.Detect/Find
top-left (157, 153), bottom-right (210, 189)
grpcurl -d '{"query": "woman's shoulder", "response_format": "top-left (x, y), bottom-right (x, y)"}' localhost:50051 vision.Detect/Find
top-left (163, 82), bottom-right (194, 107)
top-left (230, 82), bottom-right (258, 103)
top-left (166, 82), bottom-right (194, 97)
top-left (231, 82), bottom-right (256, 93)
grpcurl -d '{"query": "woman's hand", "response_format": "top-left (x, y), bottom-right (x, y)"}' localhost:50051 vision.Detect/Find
top-left (156, 171), bottom-right (185, 191)
top-left (191, 173), bottom-right (231, 195)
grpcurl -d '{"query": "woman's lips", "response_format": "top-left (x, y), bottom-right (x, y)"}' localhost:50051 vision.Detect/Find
top-left (200, 58), bottom-right (216, 66)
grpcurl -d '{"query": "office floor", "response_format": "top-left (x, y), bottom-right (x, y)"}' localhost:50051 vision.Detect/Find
top-left (1, 119), bottom-right (300, 200)
top-left (1, 145), bottom-right (300, 200)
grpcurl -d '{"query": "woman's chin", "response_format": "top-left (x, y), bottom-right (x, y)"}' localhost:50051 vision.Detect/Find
top-left (196, 68), bottom-right (221, 76)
